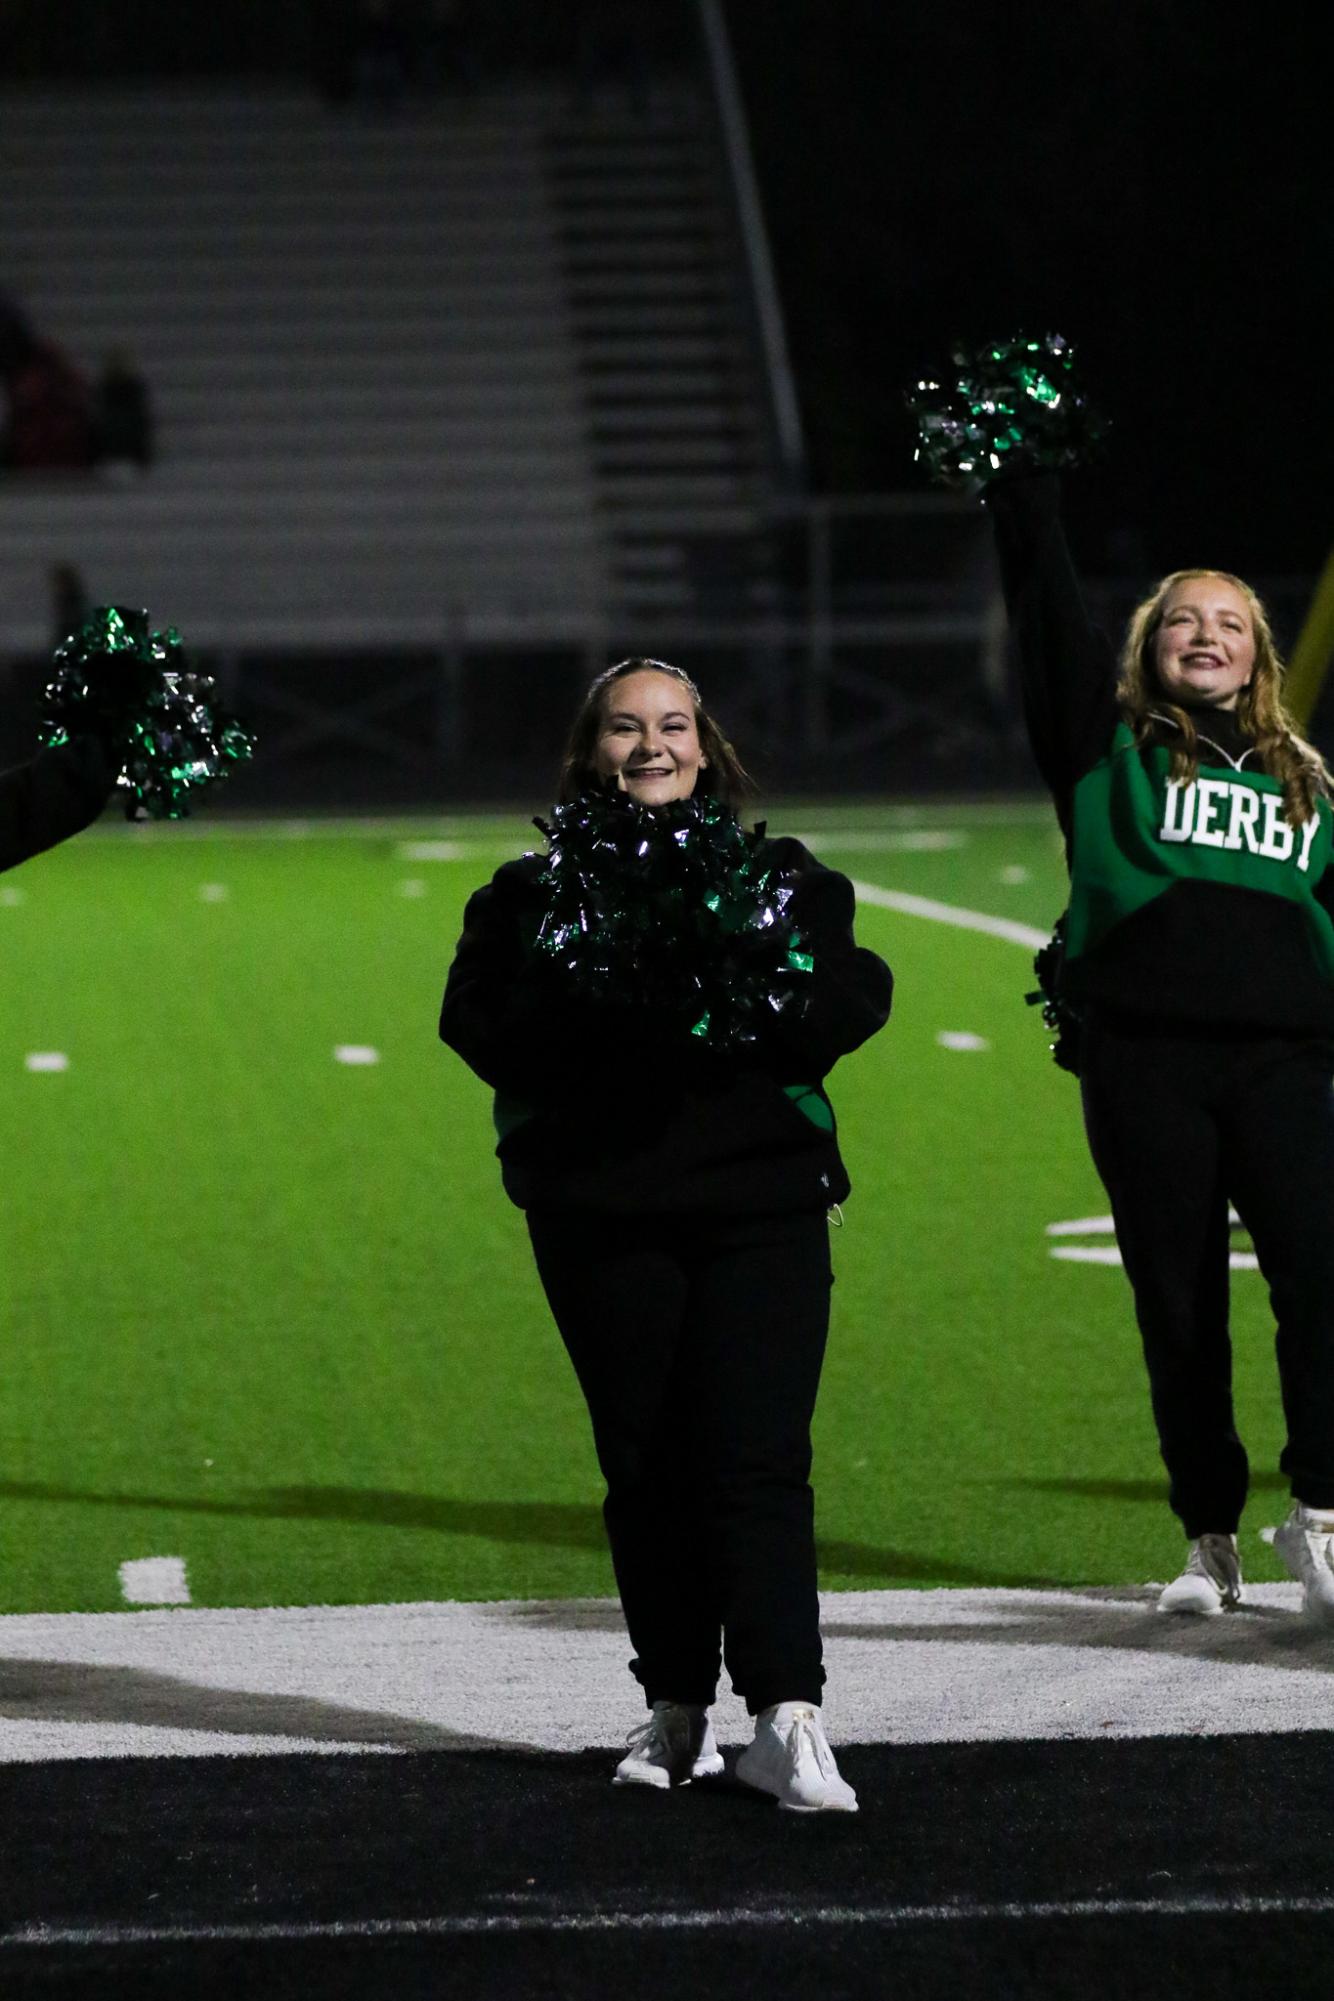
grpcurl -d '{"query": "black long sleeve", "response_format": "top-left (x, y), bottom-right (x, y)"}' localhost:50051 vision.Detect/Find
top-left (747, 838), bottom-right (893, 1080)
top-left (439, 845), bottom-right (892, 1093)
top-left (0, 738), bottom-right (114, 875)
top-left (438, 856), bottom-right (693, 1098)
top-left (439, 858), bottom-right (546, 1093)
top-left (985, 473), bottom-right (1119, 833)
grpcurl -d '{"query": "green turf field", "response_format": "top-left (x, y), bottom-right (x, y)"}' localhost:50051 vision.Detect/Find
top-left (0, 801), bottom-right (1294, 1614)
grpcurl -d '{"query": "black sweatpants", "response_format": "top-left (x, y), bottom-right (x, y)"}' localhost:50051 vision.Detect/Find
top-left (1080, 1015), bottom-right (1334, 1537)
top-left (526, 1207), bottom-right (832, 1714)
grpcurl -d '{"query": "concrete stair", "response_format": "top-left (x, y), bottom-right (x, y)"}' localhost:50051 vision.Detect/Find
top-left (0, 85), bottom-right (608, 653)
top-left (543, 103), bottom-right (782, 630)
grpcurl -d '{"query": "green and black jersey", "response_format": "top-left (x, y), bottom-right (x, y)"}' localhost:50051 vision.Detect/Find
top-left (988, 475), bottom-right (1334, 1035)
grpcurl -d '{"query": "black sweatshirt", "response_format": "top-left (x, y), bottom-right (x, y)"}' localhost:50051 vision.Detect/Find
top-left (0, 739), bottom-right (114, 875)
top-left (988, 474), bottom-right (1334, 1036)
top-left (440, 836), bottom-right (893, 1215)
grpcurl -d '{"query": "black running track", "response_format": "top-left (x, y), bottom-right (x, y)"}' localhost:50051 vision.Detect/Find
top-left (3, 1735), bottom-right (1333, 1999)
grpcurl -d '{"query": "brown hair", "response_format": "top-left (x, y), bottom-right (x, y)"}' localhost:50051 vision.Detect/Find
top-left (1118, 568), bottom-right (1330, 823)
top-left (556, 657), bottom-right (755, 810)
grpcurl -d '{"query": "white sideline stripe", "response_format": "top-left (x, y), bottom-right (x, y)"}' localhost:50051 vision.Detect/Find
top-left (6, 1891), bottom-right (1334, 1947)
top-left (852, 881), bottom-right (1049, 950)
top-left (23, 1052), bottom-right (68, 1072)
top-left (118, 1558), bottom-right (190, 1606)
top-left (0, 1583), bottom-right (1327, 1766)
top-left (791, 830), bottom-right (967, 853)
top-left (333, 1045), bottom-right (380, 1065)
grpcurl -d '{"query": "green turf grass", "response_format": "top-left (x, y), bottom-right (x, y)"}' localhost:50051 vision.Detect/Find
top-left (0, 804), bottom-right (1295, 1612)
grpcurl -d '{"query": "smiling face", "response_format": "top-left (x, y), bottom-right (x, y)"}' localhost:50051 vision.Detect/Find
top-left (1152, 575), bottom-right (1257, 712)
top-left (592, 668), bottom-right (707, 804)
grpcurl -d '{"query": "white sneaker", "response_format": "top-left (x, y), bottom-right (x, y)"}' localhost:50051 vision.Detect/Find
top-left (1157, 1533), bottom-right (1243, 1615)
top-left (735, 1702), bottom-right (858, 1814)
top-left (1273, 1505), bottom-right (1334, 1625)
top-left (613, 1702), bottom-right (724, 1789)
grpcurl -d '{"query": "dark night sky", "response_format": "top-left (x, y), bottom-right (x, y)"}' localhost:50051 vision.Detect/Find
top-left (729, 0), bottom-right (1333, 581)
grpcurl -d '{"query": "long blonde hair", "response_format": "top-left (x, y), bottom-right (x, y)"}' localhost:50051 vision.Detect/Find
top-left (1118, 568), bottom-right (1329, 823)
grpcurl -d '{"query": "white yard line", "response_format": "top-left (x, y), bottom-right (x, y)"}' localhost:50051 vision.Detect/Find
top-left (1046, 1219), bottom-right (1260, 1273)
top-left (791, 830), bottom-right (967, 852)
top-left (7, 1892), bottom-right (1334, 1947)
top-left (1051, 1245), bottom-right (1260, 1272)
top-left (0, 1583), bottom-right (1323, 1765)
top-left (852, 881), bottom-right (1049, 950)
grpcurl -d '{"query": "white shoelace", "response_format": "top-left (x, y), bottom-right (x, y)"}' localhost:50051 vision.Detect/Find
top-left (1194, 1537), bottom-right (1241, 1599)
top-left (782, 1708), bottom-right (834, 1781)
top-left (623, 1716), bottom-right (671, 1759)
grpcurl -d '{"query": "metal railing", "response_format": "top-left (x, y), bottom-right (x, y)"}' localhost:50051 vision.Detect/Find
top-left (695, 0), bottom-right (806, 491)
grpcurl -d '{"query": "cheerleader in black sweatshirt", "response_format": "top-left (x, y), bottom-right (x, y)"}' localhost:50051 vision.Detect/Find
top-left (441, 658), bottom-right (892, 1809)
top-left (989, 473), bottom-right (1334, 1621)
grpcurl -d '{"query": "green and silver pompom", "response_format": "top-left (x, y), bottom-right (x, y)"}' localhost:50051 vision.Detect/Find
top-left (532, 788), bottom-right (812, 1051)
top-left (40, 606), bottom-right (256, 819)
top-left (907, 333), bottom-right (1105, 490)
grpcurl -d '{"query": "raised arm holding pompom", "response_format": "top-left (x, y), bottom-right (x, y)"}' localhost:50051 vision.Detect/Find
top-left (911, 337), bottom-right (1334, 1622)
top-left (4, 605), bottom-right (254, 871)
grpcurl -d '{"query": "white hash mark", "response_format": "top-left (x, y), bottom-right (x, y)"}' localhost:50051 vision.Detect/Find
top-left (119, 1557), bottom-right (191, 1606)
top-left (397, 841), bottom-right (464, 862)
